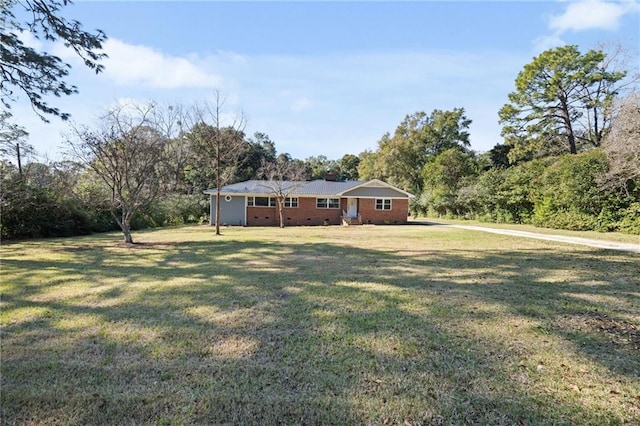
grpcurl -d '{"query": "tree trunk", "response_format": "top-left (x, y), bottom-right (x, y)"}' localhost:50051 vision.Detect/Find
top-left (592, 106), bottom-right (600, 147)
top-left (122, 211), bottom-right (134, 243)
top-left (123, 226), bottom-right (133, 244)
top-left (278, 198), bottom-right (285, 228)
top-left (16, 143), bottom-right (22, 177)
top-left (114, 209), bottom-right (135, 244)
top-left (215, 189), bottom-right (221, 235)
top-left (560, 100), bottom-right (578, 154)
top-left (567, 129), bottom-right (577, 154)
top-left (215, 130), bottom-right (221, 236)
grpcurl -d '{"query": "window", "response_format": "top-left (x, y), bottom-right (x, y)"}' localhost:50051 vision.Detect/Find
top-left (284, 197), bottom-right (298, 208)
top-left (375, 199), bottom-right (392, 210)
top-left (248, 197), bottom-right (297, 207)
top-left (248, 196), bottom-right (276, 207)
top-left (317, 198), bottom-right (339, 209)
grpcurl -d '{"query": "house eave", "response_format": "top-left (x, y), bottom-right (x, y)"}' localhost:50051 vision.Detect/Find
top-left (337, 179), bottom-right (415, 198)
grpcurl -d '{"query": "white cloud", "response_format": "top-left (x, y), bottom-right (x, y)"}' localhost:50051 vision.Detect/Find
top-left (16, 45), bottom-right (525, 161)
top-left (102, 38), bottom-right (221, 89)
top-left (532, 34), bottom-right (567, 53)
top-left (549, 0), bottom-right (638, 33)
top-left (291, 96), bottom-right (313, 112)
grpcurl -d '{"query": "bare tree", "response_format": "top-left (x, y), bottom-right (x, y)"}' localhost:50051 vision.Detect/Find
top-left (66, 102), bottom-right (168, 243)
top-left (581, 42), bottom-right (640, 147)
top-left (258, 157), bottom-right (308, 228)
top-left (187, 92), bottom-right (246, 235)
top-left (151, 103), bottom-right (193, 193)
top-left (600, 93), bottom-right (640, 196)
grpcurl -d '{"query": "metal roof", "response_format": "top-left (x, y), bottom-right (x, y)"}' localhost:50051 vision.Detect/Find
top-left (204, 179), bottom-right (414, 198)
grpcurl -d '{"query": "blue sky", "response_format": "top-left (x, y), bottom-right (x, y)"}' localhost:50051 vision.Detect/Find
top-left (11, 0), bottom-right (640, 161)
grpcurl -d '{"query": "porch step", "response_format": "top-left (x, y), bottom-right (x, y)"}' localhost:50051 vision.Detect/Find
top-left (342, 216), bottom-right (362, 226)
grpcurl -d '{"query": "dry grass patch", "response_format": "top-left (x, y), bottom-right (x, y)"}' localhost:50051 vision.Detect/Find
top-left (1, 224), bottom-right (639, 425)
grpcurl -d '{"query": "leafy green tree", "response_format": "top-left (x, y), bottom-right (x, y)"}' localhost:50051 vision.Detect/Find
top-left (499, 45), bottom-right (626, 161)
top-left (1, 176), bottom-right (53, 238)
top-left (460, 160), bottom-right (547, 223)
top-left (367, 108), bottom-right (471, 194)
top-left (338, 153), bottom-right (360, 180)
top-left (532, 151), bottom-right (610, 230)
top-left (188, 123), bottom-right (246, 235)
top-left (235, 132), bottom-right (276, 182)
top-left (0, 111), bottom-right (32, 176)
top-left (71, 167), bottom-right (117, 232)
top-left (304, 155), bottom-right (338, 180)
top-left (356, 150), bottom-right (383, 181)
top-left (486, 143), bottom-right (512, 170)
top-left (0, 160), bottom-right (95, 239)
top-left (358, 150), bottom-right (384, 180)
top-left (1, 0), bottom-right (107, 121)
top-left (421, 148), bottom-right (477, 216)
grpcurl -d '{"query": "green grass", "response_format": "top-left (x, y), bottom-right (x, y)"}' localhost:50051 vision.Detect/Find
top-left (2, 225), bottom-right (639, 425)
top-left (414, 216), bottom-right (640, 244)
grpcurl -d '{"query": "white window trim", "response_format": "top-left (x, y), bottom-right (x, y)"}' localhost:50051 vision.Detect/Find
top-left (247, 196), bottom-right (277, 207)
top-left (316, 198), bottom-right (340, 209)
top-left (284, 197), bottom-right (299, 208)
top-left (375, 198), bottom-right (392, 210)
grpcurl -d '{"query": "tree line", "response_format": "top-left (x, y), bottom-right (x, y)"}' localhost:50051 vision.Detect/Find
top-left (2, 46), bottom-right (639, 240)
top-left (357, 45), bottom-right (639, 235)
top-left (0, 97), bottom-right (365, 241)
top-left (1, 1), bottom-right (638, 239)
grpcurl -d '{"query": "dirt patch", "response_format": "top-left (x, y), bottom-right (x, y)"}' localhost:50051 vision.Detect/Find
top-left (557, 312), bottom-right (640, 350)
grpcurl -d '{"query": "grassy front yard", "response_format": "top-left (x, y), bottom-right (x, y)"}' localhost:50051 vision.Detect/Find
top-left (2, 224), bottom-right (639, 425)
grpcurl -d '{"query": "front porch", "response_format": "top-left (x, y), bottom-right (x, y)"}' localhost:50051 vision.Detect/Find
top-left (341, 197), bottom-right (361, 226)
top-left (341, 210), bottom-right (363, 226)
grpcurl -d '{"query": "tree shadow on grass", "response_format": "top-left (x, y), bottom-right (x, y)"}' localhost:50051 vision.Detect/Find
top-left (1, 233), bottom-right (639, 424)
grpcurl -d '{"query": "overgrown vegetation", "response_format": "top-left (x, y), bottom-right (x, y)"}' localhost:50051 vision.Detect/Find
top-left (0, 160), bottom-right (207, 239)
top-left (2, 225), bottom-right (638, 424)
top-left (1, 103), bottom-right (362, 240)
top-left (358, 46), bottom-right (639, 235)
top-left (2, 43), bottom-right (638, 239)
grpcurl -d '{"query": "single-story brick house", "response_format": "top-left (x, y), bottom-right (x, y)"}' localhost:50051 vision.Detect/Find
top-left (204, 178), bottom-right (414, 226)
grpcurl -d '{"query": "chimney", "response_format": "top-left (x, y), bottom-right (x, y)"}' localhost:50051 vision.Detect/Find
top-left (324, 172), bottom-right (337, 181)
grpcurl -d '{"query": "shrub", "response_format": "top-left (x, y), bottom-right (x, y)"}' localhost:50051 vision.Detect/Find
top-left (617, 202), bottom-right (640, 235)
top-left (531, 151), bottom-right (609, 230)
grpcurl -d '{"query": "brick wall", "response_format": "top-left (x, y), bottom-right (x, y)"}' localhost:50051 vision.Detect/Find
top-left (247, 197), bottom-right (343, 226)
top-left (246, 197), bottom-right (408, 226)
top-left (358, 198), bottom-right (409, 224)
top-left (282, 197), bottom-right (342, 226)
top-left (247, 206), bottom-right (278, 226)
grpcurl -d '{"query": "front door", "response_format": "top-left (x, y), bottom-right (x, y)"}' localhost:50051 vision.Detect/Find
top-left (347, 198), bottom-right (358, 217)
